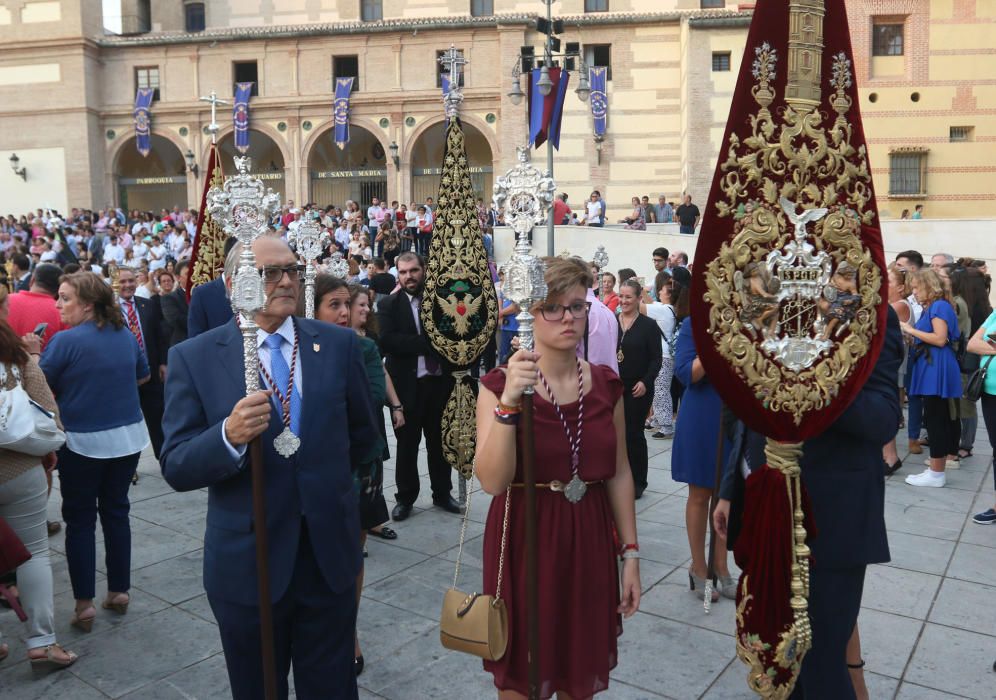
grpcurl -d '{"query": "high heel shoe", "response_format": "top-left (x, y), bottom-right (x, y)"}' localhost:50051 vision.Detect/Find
top-left (71, 607), bottom-right (96, 633)
top-left (354, 655), bottom-right (365, 677)
top-left (718, 575), bottom-right (738, 600)
top-left (29, 644), bottom-right (78, 675)
top-left (688, 571), bottom-right (719, 602)
top-left (102, 594), bottom-right (130, 615)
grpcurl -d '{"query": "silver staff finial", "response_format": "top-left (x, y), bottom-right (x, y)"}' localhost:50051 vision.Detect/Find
top-left (439, 45), bottom-right (468, 118)
top-left (289, 218), bottom-right (330, 319)
top-left (592, 245), bottom-right (609, 273)
top-left (493, 147), bottom-right (556, 380)
top-left (199, 90), bottom-right (231, 145)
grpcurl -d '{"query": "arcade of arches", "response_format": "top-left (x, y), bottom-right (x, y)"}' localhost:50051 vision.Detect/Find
top-left (115, 135), bottom-right (188, 212)
top-left (114, 123), bottom-right (494, 215)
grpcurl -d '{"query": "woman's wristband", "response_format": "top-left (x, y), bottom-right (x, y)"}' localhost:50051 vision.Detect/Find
top-left (390, 405), bottom-right (404, 412)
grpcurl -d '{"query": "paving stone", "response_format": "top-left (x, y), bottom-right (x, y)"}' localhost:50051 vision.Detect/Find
top-left (362, 538), bottom-right (434, 587)
top-left (176, 593), bottom-right (217, 626)
top-left (638, 573), bottom-right (738, 637)
top-left (947, 541), bottom-right (996, 586)
top-left (884, 477), bottom-right (979, 512)
top-left (601, 678), bottom-right (671, 699)
top-left (958, 513), bottom-right (996, 549)
top-left (613, 613), bottom-right (734, 700)
top-left (896, 682), bottom-right (975, 699)
top-left (373, 507), bottom-right (482, 557)
top-left (698, 658), bottom-right (753, 699)
top-left (131, 549), bottom-right (205, 605)
top-left (855, 608), bottom-right (923, 680)
top-left (118, 652), bottom-right (231, 699)
top-left (904, 623), bottom-right (996, 699)
top-left (927, 577), bottom-right (996, 636)
top-left (861, 564), bottom-right (942, 619)
top-left (65, 607), bottom-right (223, 697)
top-left (355, 598), bottom-right (439, 667)
top-left (645, 468), bottom-right (687, 496)
top-left (864, 671), bottom-right (902, 699)
top-left (635, 520), bottom-right (696, 567)
top-left (881, 530), bottom-right (957, 576)
top-left (0, 668), bottom-right (107, 699)
top-left (639, 494), bottom-right (691, 528)
top-left (364, 556), bottom-right (474, 622)
top-left (883, 500), bottom-right (967, 541)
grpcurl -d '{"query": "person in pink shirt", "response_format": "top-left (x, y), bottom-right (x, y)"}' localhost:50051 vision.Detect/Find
top-left (5, 263), bottom-right (65, 350)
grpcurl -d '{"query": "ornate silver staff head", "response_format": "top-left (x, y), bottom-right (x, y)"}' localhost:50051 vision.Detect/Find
top-left (325, 250), bottom-right (349, 280)
top-left (206, 155), bottom-right (282, 393)
top-left (494, 147), bottom-right (556, 390)
top-left (592, 245), bottom-right (609, 274)
top-left (288, 217), bottom-right (329, 319)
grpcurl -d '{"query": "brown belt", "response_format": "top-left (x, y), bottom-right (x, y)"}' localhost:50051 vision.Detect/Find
top-left (509, 480), bottom-right (603, 492)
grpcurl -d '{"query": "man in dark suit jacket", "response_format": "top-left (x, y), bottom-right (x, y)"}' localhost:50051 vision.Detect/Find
top-left (187, 275), bottom-right (232, 338)
top-left (117, 267), bottom-right (168, 460)
top-left (160, 261), bottom-right (190, 349)
top-left (161, 236), bottom-right (379, 700)
top-left (376, 251), bottom-right (459, 521)
top-left (12, 253), bottom-right (31, 292)
top-left (714, 307), bottom-right (903, 699)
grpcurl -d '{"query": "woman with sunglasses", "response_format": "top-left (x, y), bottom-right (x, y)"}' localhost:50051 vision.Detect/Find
top-left (476, 256), bottom-right (640, 699)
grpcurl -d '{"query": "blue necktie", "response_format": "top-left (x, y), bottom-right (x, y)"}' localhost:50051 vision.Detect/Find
top-left (264, 333), bottom-right (301, 435)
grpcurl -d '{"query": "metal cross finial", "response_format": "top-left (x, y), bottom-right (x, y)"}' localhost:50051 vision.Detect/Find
top-left (289, 218), bottom-right (330, 319)
top-left (199, 90), bottom-right (231, 144)
top-left (439, 45), bottom-right (468, 118)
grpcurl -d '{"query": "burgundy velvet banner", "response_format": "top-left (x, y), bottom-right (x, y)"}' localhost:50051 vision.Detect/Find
top-left (690, 0), bottom-right (888, 443)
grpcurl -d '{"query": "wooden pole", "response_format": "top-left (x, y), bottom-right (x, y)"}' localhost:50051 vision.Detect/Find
top-left (521, 393), bottom-right (540, 700)
top-left (249, 436), bottom-right (278, 700)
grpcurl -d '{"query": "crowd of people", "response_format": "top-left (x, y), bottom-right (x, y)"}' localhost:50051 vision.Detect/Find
top-left (0, 195), bottom-right (993, 699)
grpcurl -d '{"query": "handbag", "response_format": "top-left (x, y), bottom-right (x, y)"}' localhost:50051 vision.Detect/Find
top-left (0, 363), bottom-right (66, 457)
top-left (439, 482), bottom-right (510, 661)
top-left (964, 355), bottom-right (994, 403)
top-left (0, 516), bottom-right (31, 577)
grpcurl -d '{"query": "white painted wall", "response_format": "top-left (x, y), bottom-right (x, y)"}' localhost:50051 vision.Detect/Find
top-left (0, 147), bottom-right (68, 216)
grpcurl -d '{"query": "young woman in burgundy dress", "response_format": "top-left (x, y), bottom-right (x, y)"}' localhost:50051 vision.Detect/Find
top-left (475, 256), bottom-right (641, 699)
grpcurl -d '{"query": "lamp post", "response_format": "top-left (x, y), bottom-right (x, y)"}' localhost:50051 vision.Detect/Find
top-left (9, 153), bottom-right (26, 181)
top-left (506, 0), bottom-right (591, 258)
top-left (184, 149), bottom-right (199, 178)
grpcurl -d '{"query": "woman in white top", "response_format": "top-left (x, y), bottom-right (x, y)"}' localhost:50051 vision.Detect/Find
top-left (642, 271), bottom-right (678, 438)
top-left (585, 192), bottom-right (605, 227)
top-left (148, 238), bottom-right (167, 271)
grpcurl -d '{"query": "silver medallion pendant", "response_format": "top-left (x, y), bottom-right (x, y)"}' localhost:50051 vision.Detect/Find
top-left (563, 475), bottom-right (587, 504)
top-left (274, 427), bottom-right (300, 458)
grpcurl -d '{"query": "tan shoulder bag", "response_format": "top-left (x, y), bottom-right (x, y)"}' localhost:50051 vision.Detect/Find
top-left (439, 482), bottom-right (510, 661)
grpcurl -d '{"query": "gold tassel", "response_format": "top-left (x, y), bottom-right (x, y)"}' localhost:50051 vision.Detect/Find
top-left (442, 370), bottom-right (476, 480)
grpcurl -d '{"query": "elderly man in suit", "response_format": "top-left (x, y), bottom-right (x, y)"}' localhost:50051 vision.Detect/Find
top-left (161, 235), bottom-right (379, 699)
top-left (187, 236), bottom-right (238, 338)
top-left (117, 266), bottom-right (168, 460)
top-left (376, 251), bottom-right (460, 521)
top-left (714, 307), bottom-right (904, 700)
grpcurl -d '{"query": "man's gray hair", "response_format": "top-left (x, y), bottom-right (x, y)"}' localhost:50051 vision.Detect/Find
top-left (932, 252), bottom-right (954, 265)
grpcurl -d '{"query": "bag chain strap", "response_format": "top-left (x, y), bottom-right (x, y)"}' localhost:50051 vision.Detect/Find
top-left (451, 478), bottom-right (512, 602)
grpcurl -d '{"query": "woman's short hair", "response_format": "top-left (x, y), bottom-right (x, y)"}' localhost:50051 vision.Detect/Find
top-left (601, 271), bottom-right (616, 286)
top-left (654, 270), bottom-right (672, 297)
top-left (60, 271), bottom-right (124, 330)
top-left (542, 257), bottom-right (593, 305)
top-left (618, 268), bottom-right (637, 284)
top-left (619, 278), bottom-right (642, 298)
top-left (910, 268), bottom-right (951, 306)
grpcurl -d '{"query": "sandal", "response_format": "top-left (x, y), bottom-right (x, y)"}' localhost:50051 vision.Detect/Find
top-left (71, 606), bottom-right (97, 633)
top-left (29, 644), bottom-right (78, 675)
top-left (102, 593), bottom-right (130, 615)
top-left (0, 642), bottom-right (8, 663)
top-left (368, 526), bottom-right (398, 540)
top-left (958, 449), bottom-right (973, 460)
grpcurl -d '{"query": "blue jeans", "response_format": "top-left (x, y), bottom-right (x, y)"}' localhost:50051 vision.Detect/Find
top-left (679, 224), bottom-right (694, 234)
top-left (57, 448), bottom-right (139, 600)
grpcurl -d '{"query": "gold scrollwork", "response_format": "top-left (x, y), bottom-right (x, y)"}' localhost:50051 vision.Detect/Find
top-left (705, 41), bottom-right (881, 425)
top-left (735, 576), bottom-right (804, 700)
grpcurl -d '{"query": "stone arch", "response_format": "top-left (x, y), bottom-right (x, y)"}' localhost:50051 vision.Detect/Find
top-left (110, 130), bottom-right (190, 212)
top-left (402, 113), bottom-right (500, 168)
top-left (303, 119), bottom-right (390, 207)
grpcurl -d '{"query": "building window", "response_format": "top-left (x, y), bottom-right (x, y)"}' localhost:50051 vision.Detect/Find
top-left (135, 66), bottom-right (160, 101)
top-left (584, 44), bottom-right (612, 81)
top-left (437, 49), bottom-right (466, 88)
top-left (470, 0), bottom-right (493, 16)
top-left (712, 52), bottom-right (731, 72)
top-left (333, 55), bottom-right (360, 91)
top-left (872, 23), bottom-right (904, 56)
top-left (949, 126), bottom-right (974, 142)
top-left (184, 2), bottom-right (205, 32)
top-left (233, 61), bottom-right (259, 97)
top-left (701, 0), bottom-right (725, 7)
top-left (361, 0), bottom-right (382, 21)
top-left (889, 151), bottom-right (927, 196)
top-left (584, 0), bottom-right (608, 11)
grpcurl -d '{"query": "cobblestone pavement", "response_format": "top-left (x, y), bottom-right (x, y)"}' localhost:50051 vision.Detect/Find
top-left (0, 423), bottom-right (992, 699)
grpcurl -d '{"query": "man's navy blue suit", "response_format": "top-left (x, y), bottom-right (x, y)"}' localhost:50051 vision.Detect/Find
top-left (187, 276), bottom-right (233, 338)
top-left (161, 317), bottom-right (379, 700)
top-left (720, 307), bottom-right (904, 699)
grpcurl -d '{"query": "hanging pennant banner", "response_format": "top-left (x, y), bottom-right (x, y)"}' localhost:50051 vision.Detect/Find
top-left (134, 88), bottom-right (154, 157)
top-left (233, 82), bottom-right (253, 154)
top-left (590, 66), bottom-right (608, 137)
top-left (527, 67), bottom-right (571, 150)
top-left (333, 77), bottom-right (354, 150)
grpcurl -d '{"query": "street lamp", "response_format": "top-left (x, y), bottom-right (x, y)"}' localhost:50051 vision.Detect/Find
top-left (507, 64), bottom-right (525, 105)
top-left (536, 64), bottom-right (553, 96)
top-left (388, 140), bottom-right (400, 167)
top-left (184, 149), bottom-right (199, 177)
top-left (9, 153), bottom-right (26, 181)
top-left (575, 67), bottom-right (591, 103)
